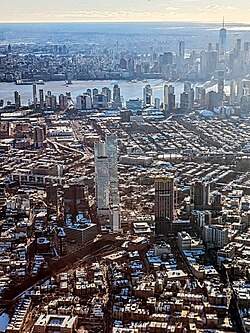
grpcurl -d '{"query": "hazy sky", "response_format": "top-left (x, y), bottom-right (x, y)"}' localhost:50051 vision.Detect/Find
top-left (1, 0), bottom-right (250, 23)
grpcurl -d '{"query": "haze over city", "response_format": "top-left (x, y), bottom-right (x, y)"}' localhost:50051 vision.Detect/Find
top-left (1, 0), bottom-right (250, 23)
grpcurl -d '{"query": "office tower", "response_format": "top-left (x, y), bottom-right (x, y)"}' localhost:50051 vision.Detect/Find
top-left (51, 95), bottom-right (57, 110)
top-left (119, 58), bottom-right (127, 70)
top-left (63, 183), bottom-right (87, 218)
top-left (93, 88), bottom-right (98, 96)
top-left (163, 52), bottom-right (173, 65)
top-left (110, 207), bottom-right (120, 233)
top-left (219, 18), bottom-right (227, 64)
top-left (207, 91), bottom-right (223, 110)
top-left (230, 80), bottom-right (237, 105)
top-left (192, 181), bottom-right (210, 210)
top-left (34, 126), bottom-right (46, 149)
top-left (106, 134), bottom-right (120, 232)
top-left (45, 95), bottom-right (52, 109)
top-left (59, 94), bottom-right (68, 110)
top-left (179, 41), bottom-right (185, 63)
top-left (164, 85), bottom-right (175, 112)
top-left (155, 98), bottom-right (160, 110)
top-left (155, 175), bottom-right (174, 235)
top-left (39, 89), bottom-right (44, 108)
top-left (86, 89), bottom-right (92, 97)
top-left (163, 85), bottom-right (169, 111)
top-left (208, 51), bottom-right (218, 75)
top-left (200, 51), bottom-right (209, 80)
top-left (128, 59), bottom-right (135, 79)
top-left (143, 84), bottom-right (153, 107)
top-left (14, 91), bottom-right (21, 109)
top-left (136, 63), bottom-right (142, 78)
top-left (211, 192), bottom-right (222, 211)
top-left (244, 42), bottom-right (250, 53)
top-left (237, 79), bottom-right (243, 103)
top-left (76, 94), bottom-right (92, 110)
top-left (93, 93), bottom-right (108, 109)
top-left (208, 43), bottom-right (213, 52)
top-left (112, 84), bottom-right (122, 108)
top-left (184, 82), bottom-right (194, 110)
top-left (180, 92), bottom-right (189, 112)
top-left (33, 84), bottom-right (37, 106)
top-left (95, 142), bottom-right (110, 213)
top-left (236, 39), bottom-right (242, 54)
top-left (106, 134), bottom-right (119, 205)
top-left (95, 135), bottom-right (120, 231)
top-left (102, 87), bottom-right (112, 103)
top-left (217, 69), bottom-right (225, 95)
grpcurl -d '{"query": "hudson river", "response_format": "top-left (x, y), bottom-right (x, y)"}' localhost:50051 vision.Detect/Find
top-left (0, 79), bottom-right (185, 105)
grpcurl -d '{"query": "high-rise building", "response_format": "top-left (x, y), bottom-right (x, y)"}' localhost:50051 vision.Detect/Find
top-left (95, 142), bottom-right (110, 213)
top-left (51, 95), bottom-right (57, 110)
top-left (33, 84), bottom-right (37, 106)
top-left (106, 134), bottom-right (119, 206)
top-left (39, 89), bottom-right (44, 108)
top-left (155, 98), bottom-right (160, 110)
top-left (230, 80), bottom-right (237, 105)
top-left (95, 135), bottom-right (120, 231)
top-left (163, 52), bottom-right (173, 65)
top-left (191, 181), bottom-right (210, 210)
top-left (164, 85), bottom-right (175, 112)
top-left (76, 94), bottom-right (92, 110)
top-left (93, 88), bottom-right (98, 96)
top-left (236, 38), bottom-right (242, 54)
top-left (45, 95), bottom-right (52, 109)
top-left (179, 41), bottom-right (185, 63)
top-left (14, 91), bottom-right (21, 109)
top-left (163, 85), bottom-right (169, 111)
top-left (219, 18), bottom-right (227, 64)
top-left (217, 69), bottom-right (225, 95)
top-left (155, 175), bottom-right (174, 235)
top-left (143, 85), bottom-right (153, 107)
top-left (200, 51), bottom-right (210, 80)
top-left (113, 84), bottom-right (122, 108)
top-left (34, 126), bottom-right (46, 149)
top-left (63, 183), bottom-right (87, 218)
top-left (180, 92), bottom-right (189, 112)
top-left (93, 93), bottom-right (108, 109)
top-left (102, 87), bottom-right (112, 103)
top-left (184, 82), bottom-right (194, 110)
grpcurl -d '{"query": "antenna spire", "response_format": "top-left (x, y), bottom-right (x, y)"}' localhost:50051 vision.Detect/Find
top-left (223, 16), bottom-right (225, 29)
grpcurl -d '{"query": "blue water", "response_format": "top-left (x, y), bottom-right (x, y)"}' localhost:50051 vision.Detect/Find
top-left (0, 79), bottom-right (185, 105)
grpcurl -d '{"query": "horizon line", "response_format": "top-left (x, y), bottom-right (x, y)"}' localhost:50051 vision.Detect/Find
top-left (0, 20), bottom-right (249, 25)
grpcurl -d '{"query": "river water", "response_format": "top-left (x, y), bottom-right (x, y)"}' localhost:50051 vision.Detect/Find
top-left (0, 79), bottom-right (185, 105)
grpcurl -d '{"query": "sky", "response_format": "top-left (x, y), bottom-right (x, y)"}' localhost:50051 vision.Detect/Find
top-left (0, 0), bottom-right (250, 23)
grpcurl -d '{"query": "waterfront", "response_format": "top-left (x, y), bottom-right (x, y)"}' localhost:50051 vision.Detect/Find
top-left (0, 79), bottom-right (186, 105)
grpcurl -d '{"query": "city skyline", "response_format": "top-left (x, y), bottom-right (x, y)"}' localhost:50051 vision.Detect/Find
top-left (1, 0), bottom-right (250, 23)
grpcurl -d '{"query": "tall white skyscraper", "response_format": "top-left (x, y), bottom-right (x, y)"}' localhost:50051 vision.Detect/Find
top-left (164, 85), bottom-right (169, 111)
top-left (95, 142), bottom-right (110, 213)
top-left (106, 134), bottom-right (119, 206)
top-left (95, 134), bottom-right (121, 231)
top-left (219, 18), bottom-right (227, 64)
